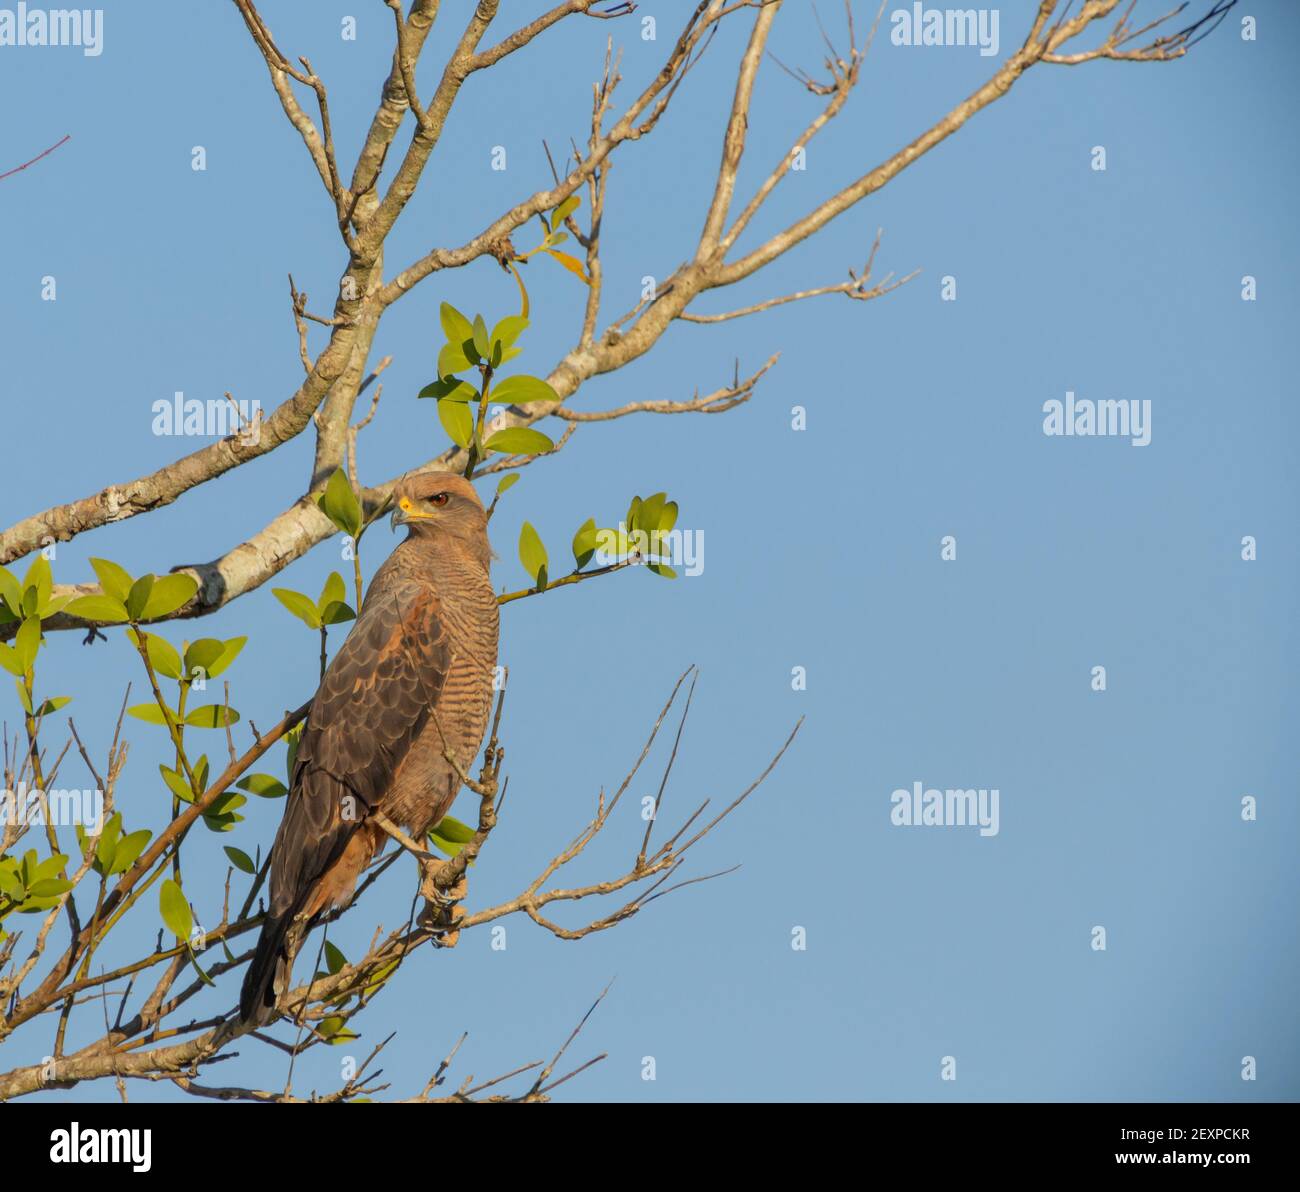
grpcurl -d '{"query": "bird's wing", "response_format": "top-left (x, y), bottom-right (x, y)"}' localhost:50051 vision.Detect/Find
top-left (267, 579), bottom-right (451, 920)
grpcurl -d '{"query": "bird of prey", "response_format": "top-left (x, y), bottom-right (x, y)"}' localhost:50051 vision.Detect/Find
top-left (239, 473), bottom-right (499, 1026)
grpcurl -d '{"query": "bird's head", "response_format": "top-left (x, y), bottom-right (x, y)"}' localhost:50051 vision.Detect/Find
top-left (390, 473), bottom-right (491, 569)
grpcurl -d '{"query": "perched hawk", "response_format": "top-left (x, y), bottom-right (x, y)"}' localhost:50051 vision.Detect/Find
top-left (239, 473), bottom-right (498, 1026)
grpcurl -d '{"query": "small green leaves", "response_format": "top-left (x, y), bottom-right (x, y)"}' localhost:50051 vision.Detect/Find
top-left (128, 629), bottom-right (183, 681)
top-left (439, 302), bottom-right (476, 356)
top-left (484, 427), bottom-right (553, 456)
top-left (159, 879), bottom-right (193, 940)
top-left (183, 636), bottom-right (246, 681)
top-left (90, 558), bottom-right (133, 603)
top-left (318, 572), bottom-right (355, 626)
top-left (235, 773), bottom-right (288, 799)
top-left (128, 703), bottom-right (173, 726)
top-left (0, 617), bottom-right (41, 678)
top-left (438, 399), bottom-right (475, 449)
top-left (62, 594), bottom-right (128, 623)
top-left (125, 575), bottom-right (155, 621)
top-left (428, 814), bottom-right (475, 859)
top-left (314, 1015), bottom-right (359, 1046)
top-left (141, 573), bottom-right (198, 620)
top-left (203, 790), bottom-right (246, 832)
top-left (490, 375), bottom-right (559, 406)
top-left (63, 560), bottom-right (196, 625)
top-left (184, 704), bottom-right (240, 730)
top-left (471, 314), bottom-right (490, 360)
top-left (317, 469), bottom-right (364, 539)
top-left (273, 588), bottom-right (322, 629)
top-left (418, 377), bottom-right (477, 402)
top-left (550, 194), bottom-right (580, 232)
top-left (496, 474), bottom-right (519, 497)
top-left (572, 518), bottom-right (599, 569)
top-left (438, 339), bottom-right (474, 379)
top-left (518, 522), bottom-right (548, 588)
top-left (93, 814), bottom-right (152, 877)
top-left (490, 315), bottom-right (528, 362)
top-left (274, 573), bottom-right (355, 630)
top-left (224, 845), bottom-right (256, 874)
top-left (324, 941), bottom-right (348, 975)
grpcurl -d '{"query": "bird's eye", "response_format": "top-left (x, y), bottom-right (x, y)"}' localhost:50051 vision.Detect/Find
top-left (430, 492), bottom-right (450, 507)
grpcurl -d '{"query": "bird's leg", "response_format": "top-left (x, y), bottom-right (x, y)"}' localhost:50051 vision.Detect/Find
top-left (417, 864), bottom-right (467, 948)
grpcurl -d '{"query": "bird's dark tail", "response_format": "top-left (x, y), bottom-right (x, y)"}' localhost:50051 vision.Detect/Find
top-left (239, 912), bottom-right (299, 1028)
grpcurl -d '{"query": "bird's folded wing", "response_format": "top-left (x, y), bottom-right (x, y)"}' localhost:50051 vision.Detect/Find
top-left (267, 580), bottom-right (452, 918)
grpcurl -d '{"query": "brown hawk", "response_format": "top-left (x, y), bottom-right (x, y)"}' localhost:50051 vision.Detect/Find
top-left (239, 473), bottom-right (498, 1026)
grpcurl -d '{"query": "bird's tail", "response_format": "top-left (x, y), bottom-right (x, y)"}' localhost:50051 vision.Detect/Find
top-left (239, 911), bottom-right (301, 1028)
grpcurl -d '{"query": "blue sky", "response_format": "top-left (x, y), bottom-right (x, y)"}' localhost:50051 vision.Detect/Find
top-left (1, 1), bottom-right (1296, 1102)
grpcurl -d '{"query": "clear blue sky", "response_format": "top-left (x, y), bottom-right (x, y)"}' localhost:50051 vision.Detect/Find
top-left (2, 1), bottom-right (1296, 1102)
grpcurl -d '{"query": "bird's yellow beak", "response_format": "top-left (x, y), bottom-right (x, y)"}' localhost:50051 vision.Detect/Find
top-left (391, 496), bottom-right (432, 531)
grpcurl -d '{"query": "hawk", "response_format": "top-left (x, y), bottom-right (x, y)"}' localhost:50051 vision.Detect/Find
top-left (239, 473), bottom-right (499, 1026)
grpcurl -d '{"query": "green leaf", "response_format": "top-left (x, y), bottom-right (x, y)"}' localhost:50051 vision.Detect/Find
top-left (320, 601), bottom-right (355, 626)
top-left (23, 555), bottom-right (52, 611)
top-left (141, 573), bottom-right (198, 620)
top-left (491, 375), bottom-right (559, 406)
top-left (658, 500), bottom-right (679, 533)
top-left (236, 773), bottom-right (288, 799)
top-left (432, 814), bottom-right (475, 844)
top-left (490, 315), bottom-right (529, 356)
top-left (496, 474), bottom-right (519, 496)
top-left (129, 629), bottom-right (183, 680)
top-left (518, 522), bottom-right (548, 588)
top-left (0, 646), bottom-right (24, 678)
top-left (437, 399), bottom-right (475, 449)
top-left (484, 427), bottom-right (554, 456)
top-left (550, 194), bottom-right (580, 231)
top-left (34, 696), bottom-right (71, 718)
top-left (27, 877), bottom-right (73, 898)
top-left (647, 562), bottom-right (678, 579)
top-left (110, 829), bottom-right (152, 875)
top-left (0, 566), bottom-right (23, 618)
top-left (319, 572), bottom-right (347, 613)
top-left (315, 1016), bottom-right (358, 1045)
top-left (62, 594), bottom-right (129, 623)
top-left (324, 941), bottom-right (348, 975)
top-left (159, 764), bottom-right (195, 803)
top-left (318, 469), bottom-right (363, 539)
top-left (15, 678), bottom-right (33, 714)
top-left (471, 313), bottom-right (490, 360)
top-left (184, 704), bottom-right (240, 729)
top-left (13, 617), bottom-right (41, 673)
top-left (125, 574), bottom-right (155, 621)
top-left (224, 845), bottom-right (256, 875)
top-left (572, 518), bottom-right (598, 569)
top-left (184, 636), bottom-right (246, 680)
top-left (94, 813), bottom-right (122, 872)
top-left (418, 377), bottom-right (478, 402)
top-left (89, 557), bottom-right (134, 603)
top-left (437, 340), bottom-right (473, 379)
top-left (273, 588), bottom-right (322, 630)
top-left (159, 879), bottom-right (193, 940)
top-left (128, 703), bottom-right (172, 726)
top-left (439, 302), bottom-right (475, 351)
